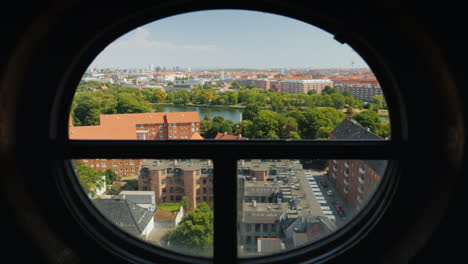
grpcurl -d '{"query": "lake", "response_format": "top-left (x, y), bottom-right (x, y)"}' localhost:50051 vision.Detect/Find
top-left (153, 105), bottom-right (243, 123)
top-left (153, 104), bottom-right (390, 124)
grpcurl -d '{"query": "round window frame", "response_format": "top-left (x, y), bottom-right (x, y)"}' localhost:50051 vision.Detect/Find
top-left (52, 7), bottom-right (403, 264)
top-left (2, 2), bottom-right (463, 264)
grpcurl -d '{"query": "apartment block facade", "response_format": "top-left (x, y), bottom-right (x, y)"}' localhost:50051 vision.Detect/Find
top-left (334, 80), bottom-right (382, 102)
top-left (138, 159), bottom-right (214, 210)
top-left (280, 79), bottom-right (333, 94)
top-left (69, 112), bottom-right (201, 177)
top-left (327, 119), bottom-right (387, 210)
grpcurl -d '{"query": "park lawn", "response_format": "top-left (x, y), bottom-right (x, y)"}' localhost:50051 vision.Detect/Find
top-left (157, 202), bottom-right (181, 212)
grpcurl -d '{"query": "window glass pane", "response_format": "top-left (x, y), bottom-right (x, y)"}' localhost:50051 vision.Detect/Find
top-left (71, 159), bottom-right (214, 257)
top-left (237, 159), bottom-right (387, 257)
top-left (68, 10), bottom-right (390, 141)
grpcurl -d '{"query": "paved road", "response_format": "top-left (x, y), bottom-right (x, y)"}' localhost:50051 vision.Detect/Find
top-left (305, 170), bottom-right (357, 228)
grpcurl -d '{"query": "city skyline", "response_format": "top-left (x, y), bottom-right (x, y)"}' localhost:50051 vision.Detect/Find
top-left (89, 10), bottom-right (369, 70)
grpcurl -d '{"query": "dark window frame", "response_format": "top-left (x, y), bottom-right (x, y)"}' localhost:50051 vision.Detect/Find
top-left (47, 4), bottom-right (409, 264)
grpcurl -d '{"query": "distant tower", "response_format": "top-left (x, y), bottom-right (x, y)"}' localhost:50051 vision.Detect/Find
top-left (351, 61), bottom-right (355, 69)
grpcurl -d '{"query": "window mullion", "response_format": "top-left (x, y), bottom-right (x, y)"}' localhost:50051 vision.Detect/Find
top-left (213, 157), bottom-right (238, 263)
top-left (56, 140), bottom-right (401, 160)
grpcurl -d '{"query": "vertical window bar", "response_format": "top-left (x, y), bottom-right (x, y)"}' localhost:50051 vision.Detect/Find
top-left (213, 158), bottom-right (237, 263)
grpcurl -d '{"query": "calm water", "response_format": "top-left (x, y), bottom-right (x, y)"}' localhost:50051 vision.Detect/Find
top-left (154, 105), bottom-right (243, 123)
top-left (154, 105), bottom-right (389, 124)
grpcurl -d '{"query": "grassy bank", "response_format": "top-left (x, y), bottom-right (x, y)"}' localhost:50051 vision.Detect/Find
top-left (157, 203), bottom-right (181, 212)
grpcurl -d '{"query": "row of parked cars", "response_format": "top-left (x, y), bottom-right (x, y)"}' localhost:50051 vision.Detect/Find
top-left (305, 171), bottom-right (346, 219)
top-left (305, 171), bottom-right (335, 221)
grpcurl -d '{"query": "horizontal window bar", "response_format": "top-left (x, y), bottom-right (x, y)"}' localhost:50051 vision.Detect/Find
top-left (51, 140), bottom-right (404, 160)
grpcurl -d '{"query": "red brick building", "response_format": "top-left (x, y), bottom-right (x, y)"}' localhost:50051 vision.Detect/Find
top-left (327, 119), bottom-right (388, 210)
top-left (69, 112), bottom-right (201, 177)
top-left (70, 112), bottom-right (200, 140)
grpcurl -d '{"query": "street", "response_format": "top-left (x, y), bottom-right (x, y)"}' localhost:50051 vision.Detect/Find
top-left (305, 170), bottom-right (357, 228)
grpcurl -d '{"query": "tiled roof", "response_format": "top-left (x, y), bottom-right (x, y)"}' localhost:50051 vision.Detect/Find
top-left (93, 199), bottom-right (154, 237)
top-left (190, 132), bottom-right (204, 140)
top-left (165, 112), bottom-right (200, 123)
top-left (69, 123), bottom-right (137, 140)
top-left (214, 133), bottom-right (248, 140)
top-left (69, 112), bottom-right (200, 140)
top-left (330, 119), bottom-right (388, 175)
top-left (330, 119), bottom-right (382, 140)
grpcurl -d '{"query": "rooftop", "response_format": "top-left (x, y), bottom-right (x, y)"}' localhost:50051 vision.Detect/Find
top-left (69, 112), bottom-right (200, 140)
top-left (93, 198), bottom-right (154, 237)
top-left (214, 132), bottom-right (248, 140)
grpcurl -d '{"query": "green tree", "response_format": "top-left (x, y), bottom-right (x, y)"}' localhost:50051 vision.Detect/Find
top-left (235, 120), bottom-right (254, 138)
top-left (161, 203), bottom-right (213, 256)
top-left (378, 121), bottom-right (391, 139)
top-left (242, 104), bottom-right (260, 121)
top-left (330, 93), bottom-right (346, 109)
top-left (354, 110), bottom-right (382, 134)
top-left (103, 169), bottom-right (119, 185)
top-left (286, 131), bottom-right (301, 139)
top-left (203, 116), bottom-right (233, 138)
top-left (200, 120), bottom-right (212, 136)
top-left (230, 81), bottom-right (240, 89)
top-left (251, 110), bottom-right (280, 138)
top-left (153, 89), bottom-right (167, 103)
top-left (180, 197), bottom-right (189, 210)
top-left (116, 93), bottom-right (153, 113)
top-left (372, 95), bottom-right (387, 109)
top-left (278, 116), bottom-right (299, 138)
top-left (73, 99), bottom-right (102, 126)
top-left (321, 86), bottom-right (339, 95)
top-left (74, 163), bottom-right (105, 197)
top-left (316, 126), bottom-right (334, 139)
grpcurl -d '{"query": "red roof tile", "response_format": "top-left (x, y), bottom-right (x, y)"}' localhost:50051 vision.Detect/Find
top-left (214, 133), bottom-right (248, 140)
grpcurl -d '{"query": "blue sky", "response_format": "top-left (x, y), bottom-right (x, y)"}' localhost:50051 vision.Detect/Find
top-left (90, 10), bottom-right (369, 70)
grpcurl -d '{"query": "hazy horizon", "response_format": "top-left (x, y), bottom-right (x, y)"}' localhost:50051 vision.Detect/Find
top-left (89, 10), bottom-right (370, 70)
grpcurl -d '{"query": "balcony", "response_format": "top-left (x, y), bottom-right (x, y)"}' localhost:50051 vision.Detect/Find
top-left (344, 178), bottom-right (350, 186)
top-left (358, 176), bottom-right (365, 184)
top-left (358, 186), bottom-right (364, 194)
top-left (344, 169), bottom-right (350, 177)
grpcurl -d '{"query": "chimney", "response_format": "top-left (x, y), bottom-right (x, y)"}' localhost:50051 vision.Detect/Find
top-left (345, 112), bottom-right (352, 120)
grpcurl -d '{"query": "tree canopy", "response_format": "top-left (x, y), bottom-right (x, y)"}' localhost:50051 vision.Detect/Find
top-left (161, 203), bottom-right (213, 256)
top-left (73, 162), bottom-right (105, 197)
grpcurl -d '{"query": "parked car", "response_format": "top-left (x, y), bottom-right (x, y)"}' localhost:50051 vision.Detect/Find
top-left (320, 180), bottom-right (328, 188)
top-left (337, 208), bottom-right (346, 218)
